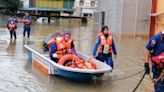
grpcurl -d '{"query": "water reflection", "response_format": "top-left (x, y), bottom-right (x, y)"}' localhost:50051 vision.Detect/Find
top-left (6, 39), bottom-right (16, 56)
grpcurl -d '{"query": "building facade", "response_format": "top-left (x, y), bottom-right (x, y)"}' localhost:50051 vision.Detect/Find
top-left (19, 0), bottom-right (75, 17)
top-left (20, 0), bottom-right (75, 9)
top-left (20, 0), bottom-right (30, 8)
top-left (73, 0), bottom-right (97, 17)
top-left (95, 0), bottom-right (152, 37)
top-left (35, 0), bottom-right (74, 9)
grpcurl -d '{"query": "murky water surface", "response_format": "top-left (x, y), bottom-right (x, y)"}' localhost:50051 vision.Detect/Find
top-left (0, 16), bottom-right (154, 92)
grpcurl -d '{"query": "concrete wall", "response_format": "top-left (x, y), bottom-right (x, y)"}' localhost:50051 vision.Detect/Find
top-left (21, 0), bottom-right (30, 8)
top-left (157, 0), bottom-right (164, 13)
top-left (154, 0), bottom-right (164, 34)
top-left (95, 0), bottom-right (151, 36)
top-left (135, 0), bottom-right (151, 35)
top-left (96, 0), bottom-right (123, 34)
top-left (122, 0), bottom-right (137, 35)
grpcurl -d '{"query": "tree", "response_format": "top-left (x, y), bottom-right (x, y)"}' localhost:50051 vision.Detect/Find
top-left (0, 0), bottom-right (20, 11)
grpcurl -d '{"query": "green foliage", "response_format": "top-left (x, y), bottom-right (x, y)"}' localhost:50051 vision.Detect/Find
top-left (0, 0), bottom-right (20, 11)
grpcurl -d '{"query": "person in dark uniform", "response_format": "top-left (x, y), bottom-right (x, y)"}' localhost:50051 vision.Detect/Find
top-left (144, 30), bottom-right (164, 92)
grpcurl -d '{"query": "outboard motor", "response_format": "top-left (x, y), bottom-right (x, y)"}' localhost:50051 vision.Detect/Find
top-left (43, 33), bottom-right (54, 52)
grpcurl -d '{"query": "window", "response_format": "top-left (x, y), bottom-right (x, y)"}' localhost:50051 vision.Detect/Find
top-left (91, 1), bottom-right (95, 7)
top-left (79, 0), bottom-right (84, 7)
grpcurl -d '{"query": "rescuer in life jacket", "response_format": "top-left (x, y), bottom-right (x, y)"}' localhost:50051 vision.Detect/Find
top-left (62, 32), bottom-right (77, 55)
top-left (7, 20), bottom-right (17, 39)
top-left (92, 26), bottom-right (117, 70)
top-left (144, 30), bottom-right (164, 92)
top-left (47, 32), bottom-right (61, 49)
top-left (49, 32), bottom-right (76, 62)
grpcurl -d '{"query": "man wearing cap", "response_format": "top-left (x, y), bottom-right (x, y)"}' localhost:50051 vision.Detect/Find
top-left (144, 30), bottom-right (164, 92)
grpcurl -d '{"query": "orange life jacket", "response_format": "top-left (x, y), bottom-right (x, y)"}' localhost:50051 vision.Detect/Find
top-left (62, 38), bottom-right (74, 49)
top-left (55, 37), bottom-right (67, 58)
top-left (58, 54), bottom-right (97, 69)
top-left (98, 32), bottom-right (113, 54)
top-left (61, 38), bottom-right (74, 54)
top-left (58, 54), bottom-right (81, 65)
top-left (22, 19), bottom-right (31, 24)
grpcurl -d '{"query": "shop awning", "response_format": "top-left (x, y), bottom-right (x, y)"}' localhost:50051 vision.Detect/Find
top-left (19, 7), bottom-right (74, 13)
top-left (149, 12), bottom-right (164, 16)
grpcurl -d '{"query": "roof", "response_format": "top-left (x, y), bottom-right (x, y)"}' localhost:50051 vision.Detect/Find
top-left (19, 7), bottom-right (74, 13)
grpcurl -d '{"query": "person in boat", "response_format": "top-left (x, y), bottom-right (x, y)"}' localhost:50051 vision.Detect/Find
top-left (49, 32), bottom-right (76, 62)
top-left (144, 30), bottom-right (164, 92)
top-left (42, 32), bottom-right (60, 52)
top-left (62, 32), bottom-right (77, 55)
top-left (92, 26), bottom-right (117, 70)
top-left (47, 32), bottom-right (61, 49)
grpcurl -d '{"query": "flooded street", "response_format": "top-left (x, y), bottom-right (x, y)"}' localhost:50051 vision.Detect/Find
top-left (0, 16), bottom-right (154, 92)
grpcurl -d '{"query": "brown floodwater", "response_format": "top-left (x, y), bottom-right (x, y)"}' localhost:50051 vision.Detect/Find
top-left (0, 16), bottom-right (154, 92)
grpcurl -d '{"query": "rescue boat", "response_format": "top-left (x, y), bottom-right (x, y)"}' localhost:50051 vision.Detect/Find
top-left (24, 45), bottom-right (111, 81)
